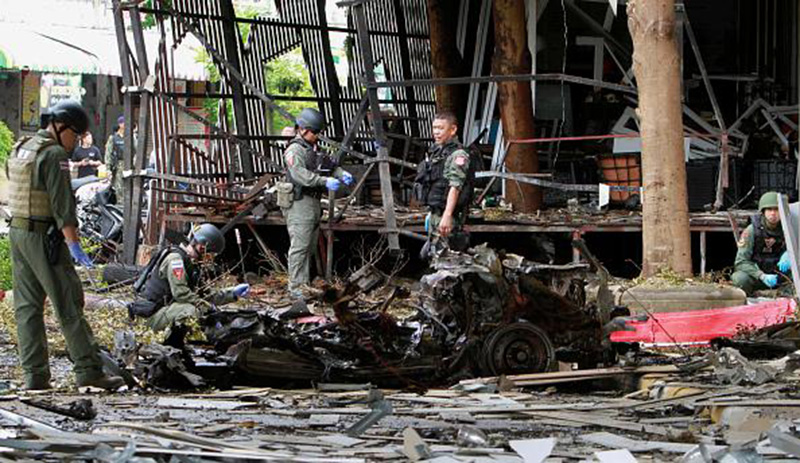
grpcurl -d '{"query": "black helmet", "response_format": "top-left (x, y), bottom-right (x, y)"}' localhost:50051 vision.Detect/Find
top-left (295, 108), bottom-right (325, 133)
top-left (189, 223), bottom-right (225, 254)
top-left (42, 100), bottom-right (90, 134)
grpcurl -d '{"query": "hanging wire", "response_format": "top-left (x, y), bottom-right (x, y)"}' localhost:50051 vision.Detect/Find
top-left (552, 0), bottom-right (569, 171)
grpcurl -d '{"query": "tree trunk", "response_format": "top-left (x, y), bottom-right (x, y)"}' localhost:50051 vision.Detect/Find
top-left (427, 0), bottom-right (467, 122)
top-left (627, 0), bottom-right (692, 277)
top-left (493, 0), bottom-right (540, 212)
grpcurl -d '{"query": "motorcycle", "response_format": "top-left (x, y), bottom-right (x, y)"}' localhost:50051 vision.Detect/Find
top-left (72, 176), bottom-right (124, 261)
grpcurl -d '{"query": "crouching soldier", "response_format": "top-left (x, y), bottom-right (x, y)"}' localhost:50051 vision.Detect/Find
top-left (731, 191), bottom-right (793, 295)
top-left (128, 223), bottom-right (250, 333)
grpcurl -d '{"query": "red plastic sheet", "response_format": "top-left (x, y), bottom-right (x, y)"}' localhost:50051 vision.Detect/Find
top-left (610, 299), bottom-right (797, 346)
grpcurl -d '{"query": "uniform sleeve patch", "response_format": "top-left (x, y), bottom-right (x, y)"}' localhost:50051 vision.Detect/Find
top-left (171, 260), bottom-right (185, 280)
top-left (286, 152), bottom-right (294, 167)
top-left (60, 160), bottom-right (71, 171)
top-left (454, 154), bottom-right (468, 167)
top-left (737, 229), bottom-right (750, 248)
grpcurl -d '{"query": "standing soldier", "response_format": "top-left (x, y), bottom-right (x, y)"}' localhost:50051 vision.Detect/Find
top-left (278, 108), bottom-right (353, 298)
top-left (731, 191), bottom-right (792, 295)
top-left (105, 115), bottom-right (125, 204)
top-left (5, 100), bottom-right (123, 390)
top-left (414, 112), bottom-right (476, 252)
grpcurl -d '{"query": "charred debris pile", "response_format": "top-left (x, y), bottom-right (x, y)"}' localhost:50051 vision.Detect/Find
top-left (107, 243), bottom-right (622, 391)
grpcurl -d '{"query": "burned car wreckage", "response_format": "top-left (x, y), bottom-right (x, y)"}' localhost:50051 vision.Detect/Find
top-left (113, 243), bottom-right (618, 389)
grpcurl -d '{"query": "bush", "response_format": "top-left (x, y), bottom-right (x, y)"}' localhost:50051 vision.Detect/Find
top-left (0, 237), bottom-right (12, 291)
top-left (0, 120), bottom-right (14, 167)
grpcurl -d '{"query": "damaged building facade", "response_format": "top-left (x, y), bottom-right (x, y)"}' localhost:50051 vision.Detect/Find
top-left (108, 0), bottom-right (800, 281)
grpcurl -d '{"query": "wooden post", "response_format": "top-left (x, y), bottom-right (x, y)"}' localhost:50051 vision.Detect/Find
top-left (627, 0), bottom-right (693, 277)
top-left (427, 0), bottom-right (468, 120)
top-left (493, 0), bottom-right (541, 212)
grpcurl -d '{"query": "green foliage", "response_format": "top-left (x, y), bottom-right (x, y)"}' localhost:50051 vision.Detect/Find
top-left (237, 6), bottom-right (261, 45)
top-left (141, 0), bottom-right (172, 30)
top-left (191, 3), bottom-right (312, 134)
top-left (0, 237), bottom-right (10, 291)
top-left (265, 49), bottom-right (314, 133)
top-left (0, 120), bottom-right (14, 167)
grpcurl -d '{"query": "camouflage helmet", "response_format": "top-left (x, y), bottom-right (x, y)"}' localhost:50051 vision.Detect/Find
top-left (295, 108), bottom-right (325, 133)
top-left (758, 191), bottom-right (780, 212)
top-left (189, 223), bottom-right (225, 254)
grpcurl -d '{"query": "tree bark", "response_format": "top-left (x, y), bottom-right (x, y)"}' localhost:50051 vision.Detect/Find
top-left (427, 0), bottom-right (467, 122)
top-left (493, 0), bottom-right (540, 212)
top-left (627, 0), bottom-right (692, 277)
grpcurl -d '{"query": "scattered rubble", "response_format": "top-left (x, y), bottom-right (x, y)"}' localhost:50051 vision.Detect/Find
top-left (2, 242), bottom-right (800, 461)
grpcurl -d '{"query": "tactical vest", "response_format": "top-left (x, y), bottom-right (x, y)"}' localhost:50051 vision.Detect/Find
top-left (416, 141), bottom-right (476, 213)
top-left (109, 133), bottom-right (124, 169)
top-left (137, 247), bottom-right (198, 310)
top-left (751, 214), bottom-right (786, 274)
top-left (284, 137), bottom-right (335, 199)
top-left (6, 135), bottom-right (58, 220)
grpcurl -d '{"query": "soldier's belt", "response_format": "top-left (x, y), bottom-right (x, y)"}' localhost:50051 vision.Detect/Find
top-left (9, 217), bottom-right (56, 233)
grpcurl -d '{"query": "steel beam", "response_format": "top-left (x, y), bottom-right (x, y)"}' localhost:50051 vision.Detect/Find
top-left (116, 1), bottom-right (151, 265)
top-left (220, 0), bottom-right (255, 179)
top-left (316, 0), bottom-right (345, 138)
top-left (365, 73), bottom-right (637, 94)
top-left (393, 0), bottom-right (420, 138)
top-left (352, 2), bottom-right (400, 250)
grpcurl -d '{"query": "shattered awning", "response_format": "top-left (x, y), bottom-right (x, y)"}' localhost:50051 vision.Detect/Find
top-left (0, 23), bottom-right (207, 80)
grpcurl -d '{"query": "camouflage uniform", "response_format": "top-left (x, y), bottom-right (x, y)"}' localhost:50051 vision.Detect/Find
top-left (6, 130), bottom-right (106, 388)
top-left (132, 248), bottom-right (237, 332)
top-left (148, 252), bottom-right (237, 332)
top-left (281, 136), bottom-right (344, 295)
top-left (429, 143), bottom-right (471, 234)
top-left (731, 214), bottom-right (786, 295)
top-left (104, 131), bottom-right (124, 204)
top-left (416, 139), bottom-right (474, 249)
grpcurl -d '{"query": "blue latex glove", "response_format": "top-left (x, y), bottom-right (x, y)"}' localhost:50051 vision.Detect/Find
top-left (778, 251), bottom-right (792, 273)
top-left (760, 273), bottom-right (779, 288)
top-left (325, 177), bottom-right (341, 192)
top-left (341, 171), bottom-right (354, 186)
top-left (233, 283), bottom-right (250, 298)
top-left (424, 213), bottom-right (431, 233)
top-left (67, 241), bottom-right (94, 268)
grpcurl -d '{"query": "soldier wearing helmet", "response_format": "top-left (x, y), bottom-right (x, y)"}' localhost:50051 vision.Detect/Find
top-left (731, 192), bottom-right (792, 294)
top-left (127, 223), bottom-right (250, 335)
top-left (5, 99), bottom-right (124, 391)
top-left (280, 108), bottom-right (354, 298)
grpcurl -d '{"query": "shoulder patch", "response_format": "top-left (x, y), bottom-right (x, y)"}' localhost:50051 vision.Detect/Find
top-left (60, 160), bottom-right (71, 172)
top-left (454, 154), bottom-right (468, 167)
top-left (171, 259), bottom-right (185, 280)
top-left (737, 228), bottom-right (750, 248)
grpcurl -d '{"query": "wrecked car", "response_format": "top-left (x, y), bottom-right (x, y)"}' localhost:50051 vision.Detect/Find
top-left (171, 243), bottom-right (614, 388)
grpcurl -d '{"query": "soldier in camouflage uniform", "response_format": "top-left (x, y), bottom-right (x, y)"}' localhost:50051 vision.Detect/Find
top-left (414, 112), bottom-right (476, 252)
top-left (104, 115), bottom-right (125, 205)
top-left (280, 108), bottom-right (353, 298)
top-left (731, 191), bottom-right (792, 295)
top-left (5, 100), bottom-right (123, 391)
top-left (128, 224), bottom-right (250, 333)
